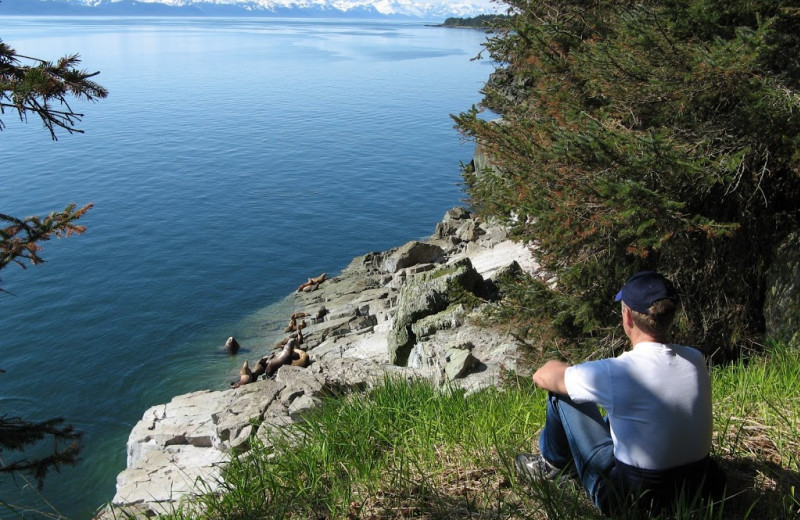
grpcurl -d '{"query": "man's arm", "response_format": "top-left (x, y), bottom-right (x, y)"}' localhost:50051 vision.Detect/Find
top-left (533, 360), bottom-right (571, 395)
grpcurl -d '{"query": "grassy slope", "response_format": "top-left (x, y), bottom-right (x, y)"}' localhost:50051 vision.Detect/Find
top-left (165, 343), bottom-right (799, 520)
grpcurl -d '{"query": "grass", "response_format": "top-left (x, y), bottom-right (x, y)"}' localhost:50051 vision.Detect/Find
top-left (153, 342), bottom-right (800, 520)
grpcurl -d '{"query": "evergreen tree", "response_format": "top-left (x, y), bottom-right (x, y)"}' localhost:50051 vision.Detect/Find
top-left (1, 36), bottom-right (107, 487)
top-left (454, 0), bottom-right (800, 357)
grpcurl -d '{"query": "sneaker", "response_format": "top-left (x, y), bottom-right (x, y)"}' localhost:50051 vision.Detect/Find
top-left (515, 453), bottom-right (578, 485)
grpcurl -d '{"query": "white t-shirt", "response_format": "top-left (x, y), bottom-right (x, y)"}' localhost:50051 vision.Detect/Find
top-left (564, 342), bottom-right (712, 470)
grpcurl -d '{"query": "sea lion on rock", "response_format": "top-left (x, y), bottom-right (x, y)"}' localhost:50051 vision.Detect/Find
top-left (284, 317), bottom-right (296, 333)
top-left (284, 317), bottom-right (307, 333)
top-left (276, 330), bottom-right (303, 348)
top-left (225, 337), bottom-right (240, 355)
top-left (265, 337), bottom-right (297, 378)
top-left (231, 361), bottom-right (252, 388)
top-left (296, 272), bottom-right (327, 292)
top-left (290, 312), bottom-right (309, 320)
top-left (290, 349), bottom-right (310, 368)
top-left (251, 357), bottom-right (268, 380)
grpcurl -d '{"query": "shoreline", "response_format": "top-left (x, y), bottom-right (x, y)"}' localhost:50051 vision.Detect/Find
top-left (98, 207), bottom-right (540, 519)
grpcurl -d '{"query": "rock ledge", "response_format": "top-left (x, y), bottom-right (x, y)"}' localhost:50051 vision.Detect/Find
top-left (98, 208), bottom-right (540, 518)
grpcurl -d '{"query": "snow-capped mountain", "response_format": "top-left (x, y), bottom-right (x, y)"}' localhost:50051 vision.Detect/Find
top-left (1, 0), bottom-right (498, 19)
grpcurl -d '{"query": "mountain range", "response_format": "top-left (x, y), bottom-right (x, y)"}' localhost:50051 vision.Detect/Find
top-left (0, 0), bottom-right (496, 19)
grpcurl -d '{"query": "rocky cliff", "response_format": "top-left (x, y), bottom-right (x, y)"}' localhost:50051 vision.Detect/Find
top-left (98, 207), bottom-right (540, 519)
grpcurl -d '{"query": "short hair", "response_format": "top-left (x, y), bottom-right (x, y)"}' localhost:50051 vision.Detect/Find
top-left (627, 298), bottom-right (679, 339)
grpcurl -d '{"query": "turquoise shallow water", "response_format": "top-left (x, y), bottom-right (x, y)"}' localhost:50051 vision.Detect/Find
top-left (0, 16), bottom-right (490, 518)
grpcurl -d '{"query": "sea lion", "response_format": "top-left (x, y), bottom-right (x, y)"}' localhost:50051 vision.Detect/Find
top-left (265, 337), bottom-right (297, 378)
top-left (284, 317), bottom-right (307, 333)
top-left (225, 336), bottom-right (240, 355)
top-left (290, 348), bottom-right (309, 368)
top-left (290, 312), bottom-right (309, 320)
top-left (251, 356), bottom-right (268, 380)
top-left (296, 272), bottom-right (327, 292)
top-left (231, 361), bottom-right (252, 388)
top-left (284, 316), bottom-right (296, 333)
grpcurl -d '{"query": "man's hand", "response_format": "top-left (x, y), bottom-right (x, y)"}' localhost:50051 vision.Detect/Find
top-left (533, 360), bottom-right (571, 395)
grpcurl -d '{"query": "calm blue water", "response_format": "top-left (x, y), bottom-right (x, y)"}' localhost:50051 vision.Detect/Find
top-left (0, 17), bottom-right (489, 518)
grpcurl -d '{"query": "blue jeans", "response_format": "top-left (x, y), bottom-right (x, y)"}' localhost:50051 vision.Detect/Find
top-left (538, 392), bottom-right (615, 510)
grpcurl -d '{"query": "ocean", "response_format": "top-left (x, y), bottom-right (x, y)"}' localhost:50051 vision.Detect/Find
top-left (0, 16), bottom-right (490, 519)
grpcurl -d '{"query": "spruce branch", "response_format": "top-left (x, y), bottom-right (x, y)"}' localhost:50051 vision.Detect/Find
top-left (0, 415), bottom-right (83, 490)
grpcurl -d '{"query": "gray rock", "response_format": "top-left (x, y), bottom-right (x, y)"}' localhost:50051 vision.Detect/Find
top-left (228, 424), bottom-right (255, 454)
top-left (112, 445), bottom-right (227, 506)
top-left (445, 347), bottom-right (479, 381)
top-left (443, 207), bottom-right (471, 222)
top-left (388, 258), bottom-right (483, 366)
top-left (434, 220), bottom-right (457, 240)
top-left (455, 220), bottom-right (482, 242)
top-left (411, 304), bottom-right (467, 340)
top-left (288, 394), bottom-right (322, 420)
top-left (126, 390), bottom-right (222, 467)
top-left (381, 240), bottom-right (445, 273)
top-left (277, 366), bottom-right (325, 406)
top-left (765, 231), bottom-right (800, 342)
top-left (213, 379), bottom-right (283, 448)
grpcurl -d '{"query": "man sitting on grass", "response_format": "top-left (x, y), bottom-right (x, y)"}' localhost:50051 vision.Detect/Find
top-left (516, 270), bottom-right (725, 515)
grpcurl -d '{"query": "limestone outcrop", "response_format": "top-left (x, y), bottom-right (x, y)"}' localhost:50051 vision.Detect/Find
top-left (98, 208), bottom-right (541, 519)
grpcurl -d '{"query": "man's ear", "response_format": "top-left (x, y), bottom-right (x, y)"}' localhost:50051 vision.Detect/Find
top-left (622, 305), bottom-right (635, 331)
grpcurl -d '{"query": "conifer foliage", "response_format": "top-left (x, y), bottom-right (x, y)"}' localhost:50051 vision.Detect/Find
top-left (454, 0), bottom-right (800, 356)
top-left (1, 39), bottom-right (106, 287)
top-left (1, 36), bottom-right (106, 488)
top-left (1, 39), bottom-right (108, 139)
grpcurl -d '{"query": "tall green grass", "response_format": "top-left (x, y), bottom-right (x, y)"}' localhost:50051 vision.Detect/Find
top-left (155, 343), bottom-right (799, 520)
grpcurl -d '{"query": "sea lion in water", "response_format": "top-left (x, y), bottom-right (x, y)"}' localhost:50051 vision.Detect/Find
top-left (265, 337), bottom-right (297, 378)
top-left (231, 361), bottom-right (252, 388)
top-left (225, 336), bottom-right (240, 355)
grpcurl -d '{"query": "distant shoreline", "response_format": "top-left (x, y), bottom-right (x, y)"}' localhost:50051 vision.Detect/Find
top-left (432, 13), bottom-right (509, 30)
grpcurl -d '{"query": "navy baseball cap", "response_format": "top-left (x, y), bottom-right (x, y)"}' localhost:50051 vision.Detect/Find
top-left (615, 271), bottom-right (678, 314)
